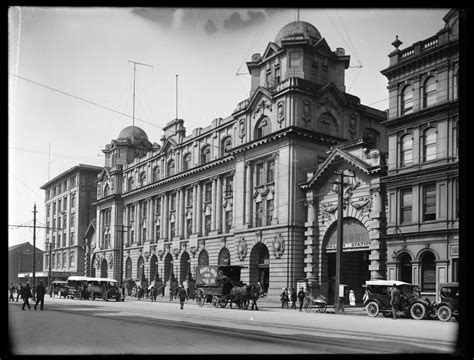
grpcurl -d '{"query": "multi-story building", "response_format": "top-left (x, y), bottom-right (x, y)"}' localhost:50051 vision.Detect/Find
top-left (380, 9), bottom-right (459, 301)
top-left (91, 20), bottom-right (386, 299)
top-left (40, 164), bottom-right (102, 283)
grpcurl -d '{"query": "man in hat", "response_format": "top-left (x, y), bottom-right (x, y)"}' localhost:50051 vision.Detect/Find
top-left (390, 283), bottom-right (401, 320)
top-left (177, 285), bottom-right (187, 310)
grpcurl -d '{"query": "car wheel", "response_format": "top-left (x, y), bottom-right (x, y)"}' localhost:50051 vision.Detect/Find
top-left (437, 305), bottom-right (452, 322)
top-left (196, 288), bottom-right (206, 307)
top-left (366, 301), bottom-right (380, 317)
top-left (318, 304), bottom-right (327, 313)
top-left (103, 293), bottom-right (108, 301)
top-left (212, 296), bottom-right (219, 308)
top-left (410, 302), bottom-right (426, 320)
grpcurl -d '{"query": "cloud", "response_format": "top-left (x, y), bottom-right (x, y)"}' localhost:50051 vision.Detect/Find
top-left (131, 8), bottom-right (176, 28)
top-left (204, 19), bottom-right (217, 34)
top-left (223, 10), bottom-right (266, 30)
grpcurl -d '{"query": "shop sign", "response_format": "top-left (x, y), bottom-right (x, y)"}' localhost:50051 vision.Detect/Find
top-left (326, 241), bottom-right (371, 252)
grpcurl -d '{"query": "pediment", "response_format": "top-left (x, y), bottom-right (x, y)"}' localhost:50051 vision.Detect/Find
top-left (97, 168), bottom-right (110, 182)
top-left (159, 137), bottom-right (177, 156)
top-left (315, 82), bottom-right (348, 109)
top-left (247, 87), bottom-right (273, 114)
top-left (313, 38), bottom-right (332, 54)
top-left (262, 42), bottom-right (281, 61)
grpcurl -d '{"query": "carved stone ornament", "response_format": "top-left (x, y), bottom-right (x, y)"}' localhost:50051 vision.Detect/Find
top-left (272, 234), bottom-right (285, 259)
top-left (323, 203), bottom-right (338, 213)
top-left (351, 197), bottom-right (370, 210)
top-left (277, 101), bottom-right (285, 123)
top-left (302, 100), bottom-right (312, 122)
top-left (95, 255), bottom-right (101, 270)
top-left (173, 248), bottom-right (180, 259)
top-left (189, 246), bottom-right (198, 258)
top-left (349, 114), bottom-right (357, 139)
top-left (108, 253), bottom-right (114, 268)
top-left (239, 119), bottom-right (246, 139)
top-left (236, 239), bottom-right (248, 261)
top-left (255, 230), bottom-right (262, 243)
top-left (157, 249), bottom-right (164, 260)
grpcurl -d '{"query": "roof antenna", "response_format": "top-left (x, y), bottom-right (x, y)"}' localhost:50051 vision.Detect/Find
top-left (128, 60), bottom-right (153, 127)
top-left (176, 74), bottom-right (178, 120)
top-left (297, 8), bottom-right (300, 22)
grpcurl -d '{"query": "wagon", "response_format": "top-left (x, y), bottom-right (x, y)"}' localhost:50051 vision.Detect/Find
top-left (303, 293), bottom-right (328, 313)
top-left (194, 265), bottom-right (246, 308)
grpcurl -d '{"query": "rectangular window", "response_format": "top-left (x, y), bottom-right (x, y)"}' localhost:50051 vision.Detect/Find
top-left (400, 188), bottom-right (412, 224)
top-left (170, 222), bottom-right (176, 239)
top-left (69, 252), bottom-right (75, 267)
top-left (267, 160), bottom-right (275, 183)
top-left (452, 258), bottom-right (459, 282)
top-left (63, 215), bottom-right (67, 230)
top-left (63, 196), bottom-right (67, 211)
top-left (186, 218), bottom-right (193, 238)
top-left (155, 197), bottom-right (161, 217)
top-left (155, 224), bottom-right (160, 241)
top-left (225, 210), bottom-right (232, 233)
top-left (275, 65), bottom-right (281, 83)
top-left (266, 69), bottom-right (272, 87)
top-left (225, 176), bottom-right (233, 197)
top-left (47, 204), bottom-right (50, 218)
top-left (186, 188), bottom-right (193, 207)
top-left (455, 179), bottom-right (459, 219)
top-left (423, 183), bottom-right (436, 221)
top-left (256, 202), bottom-right (263, 227)
top-left (52, 218), bottom-right (56, 231)
top-left (46, 221), bottom-right (50, 234)
top-left (205, 215), bottom-right (211, 235)
top-left (256, 163), bottom-right (264, 186)
top-left (141, 201), bottom-right (147, 219)
top-left (205, 183), bottom-right (212, 203)
top-left (266, 199), bottom-right (274, 225)
top-left (289, 51), bottom-right (301, 68)
top-left (70, 213), bottom-right (75, 228)
top-left (53, 202), bottom-right (56, 215)
top-left (70, 232), bottom-right (75, 246)
top-left (170, 193), bottom-right (176, 211)
top-left (58, 199), bottom-right (62, 213)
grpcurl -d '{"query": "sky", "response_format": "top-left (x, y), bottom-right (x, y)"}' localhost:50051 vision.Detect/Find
top-left (8, 7), bottom-right (449, 251)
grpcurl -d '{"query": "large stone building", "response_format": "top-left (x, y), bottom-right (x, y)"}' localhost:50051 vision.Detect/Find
top-left (9, 242), bottom-right (43, 285)
top-left (40, 164), bottom-right (102, 283)
top-left (90, 20), bottom-right (386, 299)
top-left (380, 9), bottom-right (459, 301)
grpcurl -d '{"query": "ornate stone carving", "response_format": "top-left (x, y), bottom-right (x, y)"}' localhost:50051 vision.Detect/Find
top-left (236, 239), bottom-right (248, 261)
top-left (157, 249), bottom-right (164, 260)
top-left (239, 119), bottom-right (246, 139)
top-left (302, 100), bottom-right (312, 122)
top-left (349, 113), bottom-right (357, 139)
top-left (255, 230), bottom-right (262, 243)
top-left (272, 234), bottom-right (285, 259)
top-left (108, 253), bottom-right (114, 268)
top-left (172, 248), bottom-right (180, 259)
top-left (351, 197), bottom-right (370, 210)
top-left (277, 101), bottom-right (285, 123)
top-left (323, 203), bottom-right (338, 213)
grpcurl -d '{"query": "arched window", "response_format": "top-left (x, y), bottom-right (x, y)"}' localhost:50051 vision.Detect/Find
top-left (137, 256), bottom-right (145, 281)
top-left (164, 253), bottom-right (173, 282)
top-left (398, 252), bottom-right (412, 283)
top-left (139, 172), bottom-right (146, 186)
top-left (103, 184), bottom-right (109, 197)
top-left (125, 257), bottom-right (132, 279)
top-left (152, 166), bottom-right (160, 182)
top-left (255, 117), bottom-right (270, 139)
top-left (400, 134), bottom-right (413, 167)
top-left (198, 249), bottom-right (209, 266)
top-left (401, 85), bottom-right (413, 115)
top-left (423, 127), bottom-right (437, 162)
top-left (423, 76), bottom-right (437, 108)
top-left (150, 255), bottom-right (158, 282)
top-left (318, 113), bottom-right (338, 137)
top-left (421, 252), bottom-right (436, 292)
top-left (128, 177), bottom-right (134, 191)
top-left (201, 145), bottom-right (211, 165)
top-left (183, 153), bottom-right (192, 171)
top-left (221, 136), bottom-right (232, 156)
top-left (100, 258), bottom-right (108, 278)
top-left (180, 252), bottom-right (190, 284)
top-left (167, 160), bottom-right (175, 176)
top-left (218, 247), bottom-right (231, 266)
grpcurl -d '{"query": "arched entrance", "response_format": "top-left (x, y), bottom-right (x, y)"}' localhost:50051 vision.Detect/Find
top-left (249, 243), bottom-right (269, 294)
top-left (137, 256), bottom-right (145, 281)
top-left (398, 252), bottom-right (412, 283)
top-left (198, 249), bottom-right (209, 266)
top-left (420, 251), bottom-right (436, 293)
top-left (100, 258), bottom-right (108, 278)
top-left (218, 247), bottom-right (231, 265)
top-left (180, 252), bottom-right (190, 284)
top-left (164, 253), bottom-right (173, 282)
top-left (91, 254), bottom-right (96, 278)
top-left (125, 257), bottom-right (132, 280)
top-left (150, 255), bottom-right (158, 282)
top-left (323, 218), bottom-right (370, 305)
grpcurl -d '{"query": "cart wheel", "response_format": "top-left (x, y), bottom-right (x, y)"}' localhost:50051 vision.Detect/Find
top-left (212, 296), bottom-right (219, 308)
top-left (103, 293), bottom-right (109, 302)
top-left (410, 302), bottom-right (426, 320)
top-left (219, 298), bottom-right (228, 308)
top-left (196, 288), bottom-right (206, 307)
top-left (303, 297), bottom-right (312, 313)
top-left (437, 305), bottom-right (452, 322)
top-left (318, 304), bottom-right (327, 313)
top-left (366, 301), bottom-right (380, 317)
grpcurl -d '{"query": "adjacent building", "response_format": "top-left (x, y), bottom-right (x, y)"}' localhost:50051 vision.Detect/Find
top-left (40, 164), bottom-right (102, 284)
top-left (380, 9), bottom-right (459, 301)
top-left (91, 20), bottom-right (386, 299)
top-left (9, 242), bottom-right (43, 285)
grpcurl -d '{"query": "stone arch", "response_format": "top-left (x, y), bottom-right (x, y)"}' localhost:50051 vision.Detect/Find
top-left (100, 258), bottom-right (108, 278)
top-left (218, 247), bottom-right (231, 266)
top-left (125, 257), bottom-right (132, 280)
top-left (198, 249), bottom-right (209, 266)
top-left (150, 254), bottom-right (158, 282)
top-left (249, 242), bottom-right (269, 294)
top-left (397, 251), bottom-right (412, 283)
top-left (254, 116), bottom-right (271, 140)
top-left (419, 250), bottom-right (436, 293)
top-left (164, 253), bottom-right (173, 282)
top-left (180, 252), bottom-right (191, 284)
top-left (137, 255), bottom-right (145, 281)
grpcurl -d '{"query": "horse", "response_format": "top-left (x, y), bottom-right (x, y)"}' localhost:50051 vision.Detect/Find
top-left (229, 285), bottom-right (248, 309)
top-left (246, 283), bottom-right (264, 310)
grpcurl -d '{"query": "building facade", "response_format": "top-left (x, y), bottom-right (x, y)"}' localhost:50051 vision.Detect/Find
top-left (40, 164), bottom-right (102, 283)
top-left (380, 9), bottom-right (459, 301)
top-left (9, 242), bottom-right (43, 285)
top-left (91, 20), bottom-right (386, 299)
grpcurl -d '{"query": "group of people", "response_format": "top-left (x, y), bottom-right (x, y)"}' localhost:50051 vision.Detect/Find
top-left (280, 287), bottom-right (308, 311)
top-left (9, 281), bottom-right (47, 311)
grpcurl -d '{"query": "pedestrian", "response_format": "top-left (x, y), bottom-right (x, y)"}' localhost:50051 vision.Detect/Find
top-left (121, 285), bottom-right (126, 302)
top-left (138, 286), bottom-right (143, 300)
top-left (34, 280), bottom-right (47, 311)
top-left (297, 287), bottom-right (306, 312)
top-left (16, 283), bottom-right (22, 302)
top-left (177, 285), bottom-right (187, 310)
top-left (349, 290), bottom-right (356, 307)
top-left (21, 282), bottom-right (32, 310)
top-left (390, 283), bottom-right (401, 320)
top-left (280, 288), bottom-right (289, 309)
top-left (9, 282), bottom-right (15, 301)
top-left (290, 288), bottom-right (297, 309)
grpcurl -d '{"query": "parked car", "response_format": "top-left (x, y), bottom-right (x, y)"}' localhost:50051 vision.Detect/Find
top-left (436, 282), bottom-right (459, 321)
top-left (88, 278), bottom-right (121, 301)
top-left (363, 280), bottom-right (427, 320)
top-left (52, 280), bottom-right (69, 298)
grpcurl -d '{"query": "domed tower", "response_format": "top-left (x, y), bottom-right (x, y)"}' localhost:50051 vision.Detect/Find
top-left (246, 20), bottom-right (350, 96)
top-left (102, 125), bottom-right (153, 167)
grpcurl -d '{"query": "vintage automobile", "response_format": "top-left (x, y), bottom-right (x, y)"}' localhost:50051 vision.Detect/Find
top-left (52, 280), bottom-right (69, 298)
top-left (363, 280), bottom-right (427, 320)
top-left (435, 282), bottom-right (459, 321)
top-left (88, 278), bottom-right (121, 301)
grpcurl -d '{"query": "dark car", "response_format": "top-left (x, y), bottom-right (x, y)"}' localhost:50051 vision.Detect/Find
top-left (363, 280), bottom-right (427, 320)
top-left (52, 281), bottom-right (69, 298)
top-left (88, 278), bottom-right (121, 301)
top-left (436, 282), bottom-right (459, 321)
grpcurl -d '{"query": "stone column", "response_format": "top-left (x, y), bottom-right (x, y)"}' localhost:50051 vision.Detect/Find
top-left (196, 183), bottom-right (202, 235)
top-left (163, 193), bottom-right (168, 241)
top-left (211, 177), bottom-right (217, 231)
top-left (216, 175), bottom-right (222, 233)
top-left (192, 183), bottom-right (198, 234)
top-left (272, 152), bottom-right (279, 223)
top-left (245, 162), bottom-right (253, 226)
top-left (369, 185), bottom-right (384, 280)
top-left (178, 188), bottom-right (184, 238)
top-left (124, 205), bottom-right (129, 247)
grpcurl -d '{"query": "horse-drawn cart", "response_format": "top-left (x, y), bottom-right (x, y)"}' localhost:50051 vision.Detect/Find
top-left (194, 265), bottom-right (246, 308)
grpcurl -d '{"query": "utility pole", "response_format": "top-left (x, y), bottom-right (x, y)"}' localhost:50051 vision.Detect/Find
top-left (176, 74), bottom-right (178, 120)
top-left (128, 60), bottom-right (153, 127)
top-left (331, 170), bottom-right (355, 313)
top-left (32, 203), bottom-right (37, 298)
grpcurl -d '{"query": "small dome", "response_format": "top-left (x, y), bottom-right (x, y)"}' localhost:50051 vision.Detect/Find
top-left (118, 126), bottom-right (149, 142)
top-left (275, 21), bottom-right (322, 46)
